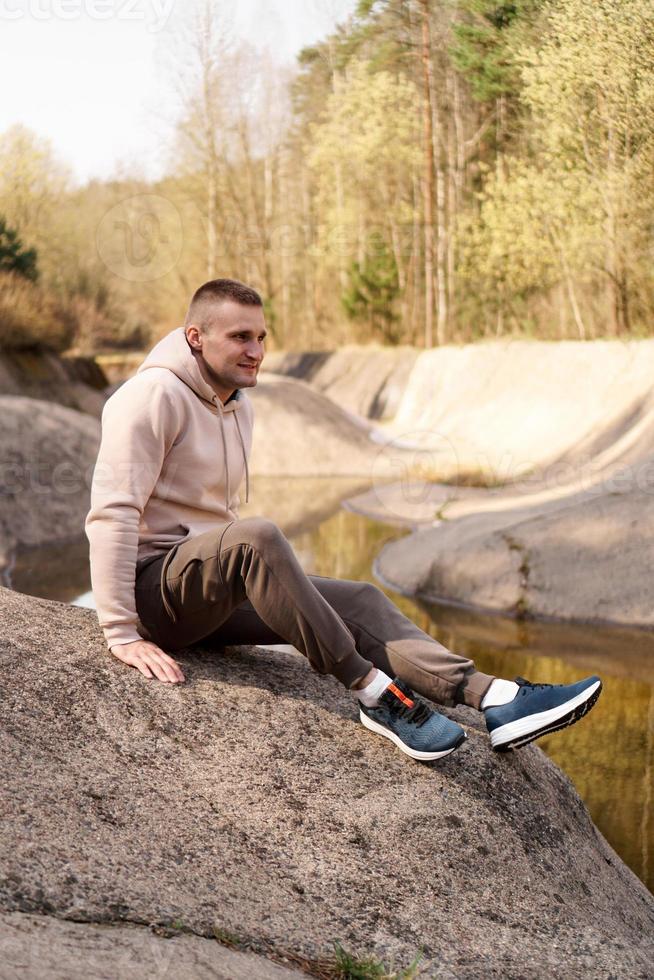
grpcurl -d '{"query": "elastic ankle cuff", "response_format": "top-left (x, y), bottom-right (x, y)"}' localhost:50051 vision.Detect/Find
top-left (334, 651), bottom-right (376, 690)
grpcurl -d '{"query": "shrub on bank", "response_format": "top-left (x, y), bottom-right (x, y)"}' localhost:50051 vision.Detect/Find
top-left (0, 270), bottom-right (148, 354)
top-left (0, 270), bottom-right (74, 352)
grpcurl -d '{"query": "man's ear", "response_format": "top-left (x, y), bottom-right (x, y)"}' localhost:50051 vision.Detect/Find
top-left (185, 325), bottom-right (202, 351)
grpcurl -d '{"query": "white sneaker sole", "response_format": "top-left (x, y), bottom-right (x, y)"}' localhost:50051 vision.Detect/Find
top-left (490, 680), bottom-right (602, 751)
top-left (360, 710), bottom-right (466, 761)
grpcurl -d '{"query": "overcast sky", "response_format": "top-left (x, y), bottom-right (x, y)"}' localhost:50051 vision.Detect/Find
top-left (0, 0), bottom-right (357, 185)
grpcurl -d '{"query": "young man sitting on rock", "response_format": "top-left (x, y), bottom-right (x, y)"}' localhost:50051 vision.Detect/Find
top-left (85, 278), bottom-right (602, 762)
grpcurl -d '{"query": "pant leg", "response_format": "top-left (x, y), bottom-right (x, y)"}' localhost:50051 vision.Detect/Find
top-left (134, 517), bottom-right (373, 689)
top-left (200, 576), bottom-right (493, 708)
top-left (302, 575), bottom-right (494, 710)
top-left (135, 517), bottom-right (494, 708)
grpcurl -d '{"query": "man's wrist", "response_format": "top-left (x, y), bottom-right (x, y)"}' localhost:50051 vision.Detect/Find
top-left (104, 624), bottom-right (143, 648)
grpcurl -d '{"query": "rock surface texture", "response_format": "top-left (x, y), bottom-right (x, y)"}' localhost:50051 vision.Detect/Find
top-left (261, 346), bottom-right (419, 420)
top-left (0, 350), bottom-right (108, 417)
top-left (1, 586), bottom-right (653, 978)
top-left (0, 397), bottom-right (100, 578)
top-left (247, 376), bottom-right (408, 478)
top-left (385, 337), bottom-right (654, 475)
top-left (351, 467), bottom-right (654, 626)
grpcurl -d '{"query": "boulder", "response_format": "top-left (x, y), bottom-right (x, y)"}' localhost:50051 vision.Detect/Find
top-left (0, 911), bottom-right (305, 980)
top-left (1, 585), bottom-right (652, 978)
top-left (0, 397), bottom-right (100, 576)
top-left (0, 350), bottom-right (108, 417)
top-left (352, 453), bottom-right (654, 626)
top-left (248, 376), bottom-right (425, 479)
top-left (261, 346), bottom-right (419, 420)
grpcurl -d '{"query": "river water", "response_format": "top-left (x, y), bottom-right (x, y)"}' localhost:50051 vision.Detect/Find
top-left (7, 476), bottom-right (653, 894)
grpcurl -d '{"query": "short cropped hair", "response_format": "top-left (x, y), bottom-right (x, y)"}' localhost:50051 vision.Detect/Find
top-left (184, 278), bottom-right (263, 334)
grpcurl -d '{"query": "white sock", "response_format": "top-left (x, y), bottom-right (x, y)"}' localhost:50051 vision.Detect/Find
top-left (355, 669), bottom-right (393, 708)
top-left (481, 678), bottom-right (520, 710)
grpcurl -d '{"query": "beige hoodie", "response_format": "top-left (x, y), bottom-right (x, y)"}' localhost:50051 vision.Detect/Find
top-left (85, 327), bottom-right (254, 650)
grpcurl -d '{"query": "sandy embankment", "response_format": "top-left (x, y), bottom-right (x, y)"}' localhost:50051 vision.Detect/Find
top-left (341, 338), bottom-right (654, 625)
top-left (261, 345), bottom-right (419, 419)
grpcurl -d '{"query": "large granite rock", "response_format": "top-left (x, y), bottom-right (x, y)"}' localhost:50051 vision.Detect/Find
top-left (0, 350), bottom-right (108, 417)
top-left (0, 911), bottom-right (305, 979)
top-left (0, 397), bottom-right (100, 579)
top-left (261, 346), bottom-right (419, 420)
top-left (247, 376), bottom-right (424, 478)
top-left (1, 585), bottom-right (652, 978)
top-left (349, 450), bottom-right (654, 627)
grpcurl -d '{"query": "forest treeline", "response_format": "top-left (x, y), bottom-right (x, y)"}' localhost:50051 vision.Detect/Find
top-left (0, 0), bottom-right (652, 354)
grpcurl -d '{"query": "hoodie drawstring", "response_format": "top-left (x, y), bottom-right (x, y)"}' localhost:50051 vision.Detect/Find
top-left (218, 409), bottom-right (230, 511)
top-left (234, 411), bottom-right (250, 504)
top-left (218, 403), bottom-right (250, 511)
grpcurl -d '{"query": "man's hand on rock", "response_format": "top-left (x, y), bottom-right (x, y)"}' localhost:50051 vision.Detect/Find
top-left (109, 640), bottom-right (185, 684)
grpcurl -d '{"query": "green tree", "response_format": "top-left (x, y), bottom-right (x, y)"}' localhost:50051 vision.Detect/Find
top-left (520, 0), bottom-right (654, 334)
top-left (308, 57), bottom-right (420, 343)
top-left (460, 0), bottom-right (654, 337)
top-left (0, 217), bottom-right (38, 281)
top-left (451, 0), bottom-right (543, 104)
top-left (342, 232), bottom-right (401, 342)
top-left (459, 161), bottom-right (600, 337)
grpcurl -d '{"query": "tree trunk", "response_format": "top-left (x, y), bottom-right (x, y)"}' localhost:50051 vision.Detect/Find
top-left (420, 0), bottom-right (435, 348)
top-left (301, 159), bottom-right (316, 349)
top-left (432, 91), bottom-right (448, 346)
top-left (411, 170), bottom-right (421, 345)
top-left (207, 158), bottom-right (218, 278)
top-left (447, 67), bottom-right (465, 334)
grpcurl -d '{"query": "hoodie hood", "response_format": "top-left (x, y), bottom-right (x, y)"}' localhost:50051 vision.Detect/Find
top-left (136, 326), bottom-right (250, 504)
top-left (136, 326), bottom-right (243, 407)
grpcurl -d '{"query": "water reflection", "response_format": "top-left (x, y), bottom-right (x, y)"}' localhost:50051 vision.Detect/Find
top-left (6, 477), bottom-right (653, 893)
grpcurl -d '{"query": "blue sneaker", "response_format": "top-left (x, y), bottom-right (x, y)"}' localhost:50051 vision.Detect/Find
top-left (485, 675), bottom-right (602, 752)
top-left (359, 677), bottom-right (466, 761)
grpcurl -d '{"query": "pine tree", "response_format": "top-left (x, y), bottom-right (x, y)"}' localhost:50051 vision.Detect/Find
top-left (342, 232), bottom-right (401, 343)
top-left (0, 216), bottom-right (38, 281)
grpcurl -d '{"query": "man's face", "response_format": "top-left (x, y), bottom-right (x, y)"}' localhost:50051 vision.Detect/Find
top-left (185, 300), bottom-right (267, 403)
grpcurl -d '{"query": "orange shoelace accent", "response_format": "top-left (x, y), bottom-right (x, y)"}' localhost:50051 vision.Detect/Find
top-left (388, 683), bottom-right (414, 708)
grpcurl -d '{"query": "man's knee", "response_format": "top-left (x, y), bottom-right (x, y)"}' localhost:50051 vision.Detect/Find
top-left (329, 580), bottom-right (386, 605)
top-left (355, 580), bottom-right (388, 607)
top-left (234, 516), bottom-right (286, 550)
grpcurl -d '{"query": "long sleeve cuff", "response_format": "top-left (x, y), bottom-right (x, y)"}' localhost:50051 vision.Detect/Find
top-left (103, 623), bottom-right (144, 649)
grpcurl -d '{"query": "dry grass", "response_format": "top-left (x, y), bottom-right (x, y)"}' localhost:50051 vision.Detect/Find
top-left (0, 270), bottom-right (73, 352)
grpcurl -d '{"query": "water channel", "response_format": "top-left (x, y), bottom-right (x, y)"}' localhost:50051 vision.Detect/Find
top-left (7, 476), bottom-right (653, 894)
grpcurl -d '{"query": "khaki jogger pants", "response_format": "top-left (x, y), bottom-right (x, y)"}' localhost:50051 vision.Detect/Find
top-left (133, 517), bottom-right (494, 709)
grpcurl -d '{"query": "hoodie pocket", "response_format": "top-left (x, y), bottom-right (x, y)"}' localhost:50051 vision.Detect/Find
top-left (158, 521), bottom-right (235, 623)
top-left (159, 544), bottom-right (182, 623)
